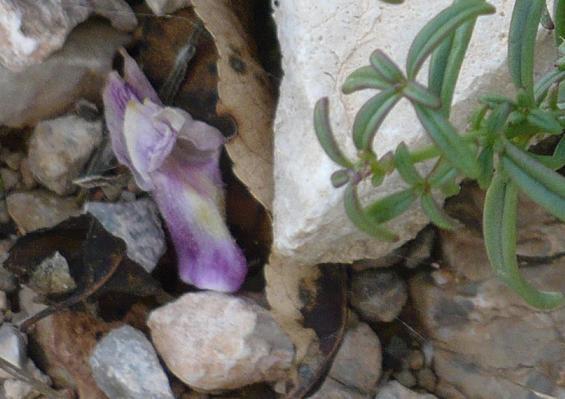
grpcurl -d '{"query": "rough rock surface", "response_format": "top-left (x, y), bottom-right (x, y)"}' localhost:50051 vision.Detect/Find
top-left (90, 325), bottom-right (175, 399)
top-left (85, 199), bottom-right (166, 273)
top-left (6, 190), bottom-right (80, 233)
top-left (350, 269), bottom-right (407, 323)
top-left (309, 378), bottom-right (369, 399)
top-left (147, 292), bottom-right (294, 392)
top-left (0, 0), bottom-right (136, 71)
top-left (28, 114), bottom-right (103, 195)
top-left (0, 21), bottom-right (130, 128)
top-left (375, 381), bottom-right (437, 399)
top-left (410, 259), bottom-right (565, 399)
top-left (272, 0), bottom-right (557, 265)
top-left (329, 322), bottom-right (382, 394)
top-left (145, 0), bottom-right (191, 15)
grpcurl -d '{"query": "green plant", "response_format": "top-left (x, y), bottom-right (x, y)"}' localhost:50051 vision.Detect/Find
top-left (314, 0), bottom-right (565, 309)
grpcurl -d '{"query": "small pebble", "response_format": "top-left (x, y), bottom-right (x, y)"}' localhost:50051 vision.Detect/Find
top-left (417, 368), bottom-right (437, 392)
top-left (1, 150), bottom-right (23, 171)
top-left (0, 291), bottom-right (8, 311)
top-left (407, 350), bottom-right (425, 370)
top-left (30, 252), bottom-right (77, 295)
top-left (0, 200), bottom-right (10, 224)
top-left (19, 158), bottom-right (37, 190)
top-left (394, 369), bottom-right (417, 388)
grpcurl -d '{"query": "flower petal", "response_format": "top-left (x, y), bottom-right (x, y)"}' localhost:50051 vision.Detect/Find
top-left (122, 100), bottom-right (180, 190)
top-left (119, 48), bottom-right (161, 105)
top-left (152, 158), bottom-right (247, 292)
top-left (102, 71), bottom-right (139, 169)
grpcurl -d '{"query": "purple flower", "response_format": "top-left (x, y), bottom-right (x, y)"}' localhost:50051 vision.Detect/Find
top-left (102, 49), bottom-right (246, 292)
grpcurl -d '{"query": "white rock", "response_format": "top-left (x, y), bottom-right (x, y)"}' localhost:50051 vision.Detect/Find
top-left (0, 324), bottom-right (26, 379)
top-left (28, 115), bottom-right (103, 195)
top-left (0, 21), bottom-right (130, 128)
top-left (147, 292), bottom-right (294, 392)
top-left (0, 0), bottom-right (136, 72)
top-left (145, 0), bottom-right (191, 16)
top-left (272, 0), bottom-right (557, 265)
top-left (85, 199), bottom-right (166, 273)
top-left (90, 325), bottom-right (175, 399)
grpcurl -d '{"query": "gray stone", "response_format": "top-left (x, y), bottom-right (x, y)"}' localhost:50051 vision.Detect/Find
top-left (393, 370), bottom-right (416, 389)
top-left (6, 190), bottom-right (80, 233)
top-left (415, 369), bottom-right (436, 392)
top-left (90, 325), bottom-right (174, 399)
top-left (350, 269), bottom-right (407, 323)
top-left (272, 0), bottom-right (557, 266)
top-left (0, 150), bottom-right (23, 171)
top-left (147, 292), bottom-right (294, 392)
top-left (0, 266), bottom-right (17, 294)
top-left (309, 378), bottom-right (369, 399)
top-left (28, 115), bottom-right (103, 195)
top-left (29, 252), bottom-right (76, 295)
top-left (0, 169), bottom-right (19, 192)
top-left (0, 0), bottom-right (136, 72)
top-left (145, 0), bottom-right (191, 15)
top-left (329, 322), bottom-right (382, 394)
top-left (375, 381), bottom-right (437, 399)
top-left (85, 199), bottom-right (166, 273)
top-left (0, 21), bottom-right (130, 128)
top-left (410, 258), bottom-right (565, 399)
top-left (0, 324), bottom-right (26, 379)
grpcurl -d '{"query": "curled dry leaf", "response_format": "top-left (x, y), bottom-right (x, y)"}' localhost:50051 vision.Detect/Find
top-left (192, 0), bottom-right (275, 209)
top-left (265, 256), bottom-right (348, 398)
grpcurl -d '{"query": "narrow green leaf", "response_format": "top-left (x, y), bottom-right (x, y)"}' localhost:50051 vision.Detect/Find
top-left (403, 81), bottom-right (441, 108)
top-left (508, 0), bottom-right (544, 101)
top-left (483, 173), bottom-right (564, 309)
top-left (477, 146), bottom-right (494, 189)
top-left (414, 105), bottom-right (480, 178)
top-left (502, 156), bottom-right (565, 221)
top-left (366, 189), bottom-right (417, 224)
top-left (420, 193), bottom-right (457, 229)
top-left (555, 0), bottom-right (565, 45)
top-left (331, 170), bottom-right (350, 188)
top-left (428, 12), bottom-right (476, 116)
top-left (531, 154), bottom-right (565, 170)
top-left (370, 50), bottom-right (405, 83)
top-left (343, 183), bottom-right (399, 241)
top-left (526, 108), bottom-right (563, 134)
top-left (394, 143), bottom-right (425, 185)
top-left (406, 0), bottom-right (495, 79)
top-left (428, 158), bottom-right (457, 187)
top-left (314, 98), bottom-right (353, 168)
top-left (554, 134), bottom-right (565, 160)
top-left (342, 66), bottom-right (390, 94)
top-left (504, 140), bottom-right (565, 197)
top-left (353, 88), bottom-right (402, 150)
top-left (485, 102), bottom-right (512, 135)
top-left (534, 69), bottom-right (565, 105)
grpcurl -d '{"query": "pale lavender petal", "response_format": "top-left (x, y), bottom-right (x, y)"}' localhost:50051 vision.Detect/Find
top-left (178, 115), bottom-right (226, 153)
top-left (102, 71), bottom-right (140, 169)
top-left (122, 100), bottom-right (180, 190)
top-left (152, 157), bottom-right (247, 292)
top-left (119, 48), bottom-right (162, 105)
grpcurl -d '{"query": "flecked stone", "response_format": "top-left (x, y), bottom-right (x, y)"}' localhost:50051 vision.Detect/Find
top-left (0, 324), bottom-right (26, 379)
top-left (375, 381), bottom-right (437, 399)
top-left (6, 190), bottom-right (80, 233)
top-left (147, 292), bottom-right (294, 392)
top-left (85, 199), bottom-right (166, 273)
top-left (29, 251), bottom-right (76, 295)
top-left (90, 325), bottom-right (175, 399)
top-left (28, 114), bottom-right (103, 195)
top-left (329, 322), bottom-right (382, 394)
top-left (350, 269), bottom-right (408, 323)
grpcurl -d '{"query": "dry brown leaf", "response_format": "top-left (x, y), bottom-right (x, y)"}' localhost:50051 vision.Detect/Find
top-left (192, 0), bottom-right (275, 209)
top-left (265, 255), bottom-right (348, 398)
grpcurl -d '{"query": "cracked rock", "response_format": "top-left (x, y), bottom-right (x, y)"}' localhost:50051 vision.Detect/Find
top-left (272, 0), bottom-right (556, 266)
top-left (147, 292), bottom-right (294, 392)
top-left (28, 114), bottom-right (103, 195)
top-left (90, 325), bottom-right (175, 399)
top-left (0, 0), bottom-right (136, 71)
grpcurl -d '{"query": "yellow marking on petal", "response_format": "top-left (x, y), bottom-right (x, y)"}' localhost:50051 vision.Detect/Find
top-left (185, 189), bottom-right (227, 239)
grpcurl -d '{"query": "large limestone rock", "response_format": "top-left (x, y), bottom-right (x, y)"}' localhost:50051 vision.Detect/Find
top-left (272, 0), bottom-right (557, 265)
